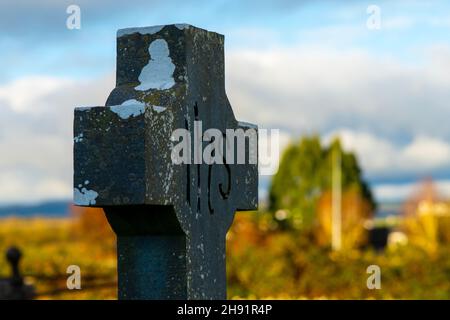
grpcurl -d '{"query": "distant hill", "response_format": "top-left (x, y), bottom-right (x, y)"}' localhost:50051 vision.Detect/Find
top-left (0, 199), bottom-right (402, 218)
top-left (0, 201), bottom-right (71, 217)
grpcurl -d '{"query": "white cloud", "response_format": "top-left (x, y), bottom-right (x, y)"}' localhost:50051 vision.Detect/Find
top-left (0, 170), bottom-right (72, 204)
top-left (374, 179), bottom-right (450, 202)
top-left (0, 73), bottom-right (114, 205)
top-left (0, 76), bottom-right (73, 113)
top-left (224, 42), bottom-right (450, 186)
top-left (374, 183), bottom-right (416, 202)
top-left (226, 44), bottom-right (450, 140)
top-left (325, 129), bottom-right (450, 175)
top-left (402, 136), bottom-right (450, 169)
top-left (324, 129), bottom-right (395, 173)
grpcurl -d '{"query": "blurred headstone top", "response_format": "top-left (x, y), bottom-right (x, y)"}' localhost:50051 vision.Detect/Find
top-left (0, 247), bottom-right (35, 300)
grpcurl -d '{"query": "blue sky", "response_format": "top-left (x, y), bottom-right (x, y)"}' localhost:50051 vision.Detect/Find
top-left (2, 0), bottom-right (450, 205)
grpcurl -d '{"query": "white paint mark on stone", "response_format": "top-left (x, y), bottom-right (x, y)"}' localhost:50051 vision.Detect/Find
top-left (197, 243), bottom-right (205, 254)
top-left (136, 39), bottom-right (175, 91)
top-left (121, 99), bottom-right (145, 107)
top-left (75, 107), bottom-right (93, 112)
top-left (117, 25), bottom-right (164, 37)
top-left (74, 187), bottom-right (99, 205)
top-left (74, 133), bottom-right (84, 143)
top-left (110, 99), bottom-right (145, 119)
top-left (164, 166), bottom-right (173, 194)
top-left (175, 24), bottom-right (190, 30)
top-left (238, 121), bottom-right (258, 129)
top-left (152, 105), bottom-right (166, 113)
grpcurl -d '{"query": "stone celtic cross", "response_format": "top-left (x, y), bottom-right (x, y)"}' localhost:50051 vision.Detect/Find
top-left (73, 24), bottom-right (258, 299)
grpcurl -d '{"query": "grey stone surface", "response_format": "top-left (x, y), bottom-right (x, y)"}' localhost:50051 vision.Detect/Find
top-left (73, 24), bottom-right (258, 299)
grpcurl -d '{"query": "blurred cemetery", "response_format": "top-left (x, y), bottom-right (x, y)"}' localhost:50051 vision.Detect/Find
top-left (2, 0), bottom-right (450, 300)
top-left (1, 135), bottom-right (450, 299)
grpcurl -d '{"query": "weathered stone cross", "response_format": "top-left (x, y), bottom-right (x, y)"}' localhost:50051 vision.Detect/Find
top-left (73, 24), bottom-right (258, 299)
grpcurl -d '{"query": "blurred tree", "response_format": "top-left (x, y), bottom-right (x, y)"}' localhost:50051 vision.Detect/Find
top-left (268, 135), bottom-right (375, 230)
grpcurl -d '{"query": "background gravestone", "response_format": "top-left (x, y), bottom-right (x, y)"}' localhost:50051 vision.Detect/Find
top-left (74, 24), bottom-right (258, 299)
top-left (0, 247), bottom-right (35, 300)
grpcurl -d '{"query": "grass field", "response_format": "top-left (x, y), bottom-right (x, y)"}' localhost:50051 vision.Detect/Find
top-left (1, 213), bottom-right (450, 299)
top-left (0, 217), bottom-right (117, 299)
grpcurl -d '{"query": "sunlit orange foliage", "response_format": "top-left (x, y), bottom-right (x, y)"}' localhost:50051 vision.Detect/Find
top-left (70, 205), bottom-right (115, 243)
top-left (402, 178), bottom-right (450, 253)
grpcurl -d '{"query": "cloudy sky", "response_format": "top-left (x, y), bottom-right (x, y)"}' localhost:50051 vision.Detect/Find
top-left (1, 0), bottom-right (450, 205)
